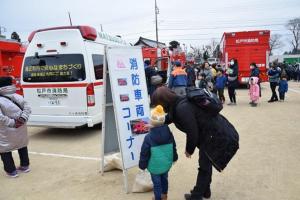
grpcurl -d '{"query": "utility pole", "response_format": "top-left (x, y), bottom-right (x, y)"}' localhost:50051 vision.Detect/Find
top-left (155, 0), bottom-right (159, 47)
top-left (0, 26), bottom-right (7, 36)
top-left (68, 12), bottom-right (73, 26)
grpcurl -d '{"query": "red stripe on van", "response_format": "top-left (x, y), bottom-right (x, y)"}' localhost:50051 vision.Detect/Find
top-left (22, 83), bottom-right (88, 88)
top-left (22, 82), bottom-right (103, 88)
top-left (94, 82), bottom-right (103, 86)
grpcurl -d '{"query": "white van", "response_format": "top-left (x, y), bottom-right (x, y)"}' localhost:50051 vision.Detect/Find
top-left (207, 57), bottom-right (219, 65)
top-left (21, 26), bottom-right (127, 128)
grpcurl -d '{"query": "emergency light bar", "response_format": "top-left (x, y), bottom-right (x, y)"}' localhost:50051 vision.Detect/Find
top-left (28, 26), bottom-right (97, 42)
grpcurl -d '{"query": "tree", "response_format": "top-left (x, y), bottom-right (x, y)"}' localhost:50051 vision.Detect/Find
top-left (203, 50), bottom-right (210, 60)
top-left (190, 45), bottom-right (202, 58)
top-left (269, 34), bottom-right (283, 55)
top-left (209, 39), bottom-right (218, 57)
top-left (286, 17), bottom-right (300, 54)
top-left (213, 44), bottom-right (221, 58)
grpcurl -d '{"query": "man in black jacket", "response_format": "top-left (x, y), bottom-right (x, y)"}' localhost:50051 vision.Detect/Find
top-left (151, 86), bottom-right (239, 200)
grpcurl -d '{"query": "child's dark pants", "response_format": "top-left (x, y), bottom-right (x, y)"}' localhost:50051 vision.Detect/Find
top-left (0, 147), bottom-right (29, 173)
top-left (279, 92), bottom-right (285, 100)
top-left (217, 88), bottom-right (225, 102)
top-left (151, 172), bottom-right (168, 200)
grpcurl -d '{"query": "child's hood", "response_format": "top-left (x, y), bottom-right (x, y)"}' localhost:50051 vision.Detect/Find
top-left (250, 77), bottom-right (259, 84)
top-left (149, 125), bottom-right (172, 145)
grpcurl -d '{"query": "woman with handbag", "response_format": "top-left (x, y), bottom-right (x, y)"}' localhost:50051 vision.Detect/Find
top-left (0, 77), bottom-right (31, 178)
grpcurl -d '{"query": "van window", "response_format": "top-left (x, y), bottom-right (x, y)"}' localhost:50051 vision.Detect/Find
top-left (23, 54), bottom-right (85, 82)
top-left (92, 54), bottom-right (104, 80)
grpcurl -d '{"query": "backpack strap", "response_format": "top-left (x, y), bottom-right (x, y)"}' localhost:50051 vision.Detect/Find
top-left (0, 95), bottom-right (23, 111)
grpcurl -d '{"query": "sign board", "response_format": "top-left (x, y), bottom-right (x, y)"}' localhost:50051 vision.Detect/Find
top-left (101, 46), bottom-right (150, 192)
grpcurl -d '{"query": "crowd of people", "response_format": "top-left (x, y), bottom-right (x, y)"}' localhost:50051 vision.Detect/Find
top-left (143, 60), bottom-right (241, 200)
top-left (145, 58), bottom-right (293, 107)
top-left (141, 59), bottom-right (295, 199)
top-left (281, 62), bottom-right (300, 82)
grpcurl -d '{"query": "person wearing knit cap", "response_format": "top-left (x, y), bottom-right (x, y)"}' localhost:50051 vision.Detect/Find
top-left (0, 77), bottom-right (31, 178)
top-left (139, 105), bottom-right (178, 200)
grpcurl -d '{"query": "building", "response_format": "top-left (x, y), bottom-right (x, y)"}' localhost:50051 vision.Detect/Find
top-left (134, 37), bottom-right (166, 48)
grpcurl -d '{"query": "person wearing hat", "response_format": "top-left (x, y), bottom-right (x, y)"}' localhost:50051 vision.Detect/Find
top-left (0, 77), bottom-right (31, 178)
top-left (139, 105), bottom-right (178, 200)
top-left (168, 61), bottom-right (188, 96)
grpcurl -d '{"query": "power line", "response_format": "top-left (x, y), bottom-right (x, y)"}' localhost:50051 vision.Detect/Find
top-left (159, 23), bottom-right (286, 31)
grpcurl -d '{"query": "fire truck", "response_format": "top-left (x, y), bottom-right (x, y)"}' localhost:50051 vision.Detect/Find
top-left (220, 30), bottom-right (270, 84)
top-left (142, 47), bottom-right (170, 83)
top-left (0, 39), bottom-right (26, 93)
top-left (142, 46), bottom-right (187, 83)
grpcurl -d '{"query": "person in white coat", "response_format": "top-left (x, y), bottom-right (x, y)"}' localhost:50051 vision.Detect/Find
top-left (0, 77), bottom-right (31, 178)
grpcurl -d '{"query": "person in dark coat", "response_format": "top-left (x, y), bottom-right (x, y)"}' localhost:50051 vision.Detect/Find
top-left (250, 62), bottom-right (261, 97)
top-left (185, 64), bottom-right (196, 88)
top-left (267, 63), bottom-right (281, 102)
top-left (151, 86), bottom-right (239, 200)
top-left (226, 59), bottom-right (239, 105)
top-left (144, 60), bottom-right (158, 97)
top-left (198, 73), bottom-right (208, 89)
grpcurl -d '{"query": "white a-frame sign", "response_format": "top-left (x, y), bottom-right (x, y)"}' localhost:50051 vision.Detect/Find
top-left (101, 46), bottom-right (150, 193)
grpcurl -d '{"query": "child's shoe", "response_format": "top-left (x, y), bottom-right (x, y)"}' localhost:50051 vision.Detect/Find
top-left (152, 194), bottom-right (168, 200)
top-left (6, 170), bottom-right (19, 178)
top-left (162, 194), bottom-right (168, 200)
top-left (17, 166), bottom-right (30, 173)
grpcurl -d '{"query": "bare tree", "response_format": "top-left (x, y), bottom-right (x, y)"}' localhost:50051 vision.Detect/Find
top-left (286, 17), bottom-right (300, 54)
top-left (190, 45), bottom-right (203, 58)
top-left (269, 34), bottom-right (283, 55)
top-left (204, 39), bottom-right (219, 57)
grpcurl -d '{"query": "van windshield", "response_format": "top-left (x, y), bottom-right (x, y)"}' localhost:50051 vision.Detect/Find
top-left (23, 54), bottom-right (86, 82)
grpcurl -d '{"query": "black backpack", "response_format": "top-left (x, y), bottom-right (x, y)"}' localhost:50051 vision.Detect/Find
top-left (186, 87), bottom-right (223, 116)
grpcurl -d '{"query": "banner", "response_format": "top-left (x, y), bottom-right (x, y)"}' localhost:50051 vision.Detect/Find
top-left (105, 46), bottom-right (150, 170)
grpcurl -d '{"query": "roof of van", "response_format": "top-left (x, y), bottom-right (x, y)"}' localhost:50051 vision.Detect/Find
top-left (28, 26), bottom-right (127, 45)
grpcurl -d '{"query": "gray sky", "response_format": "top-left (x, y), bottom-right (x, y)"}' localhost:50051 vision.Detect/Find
top-left (1, 0), bottom-right (300, 54)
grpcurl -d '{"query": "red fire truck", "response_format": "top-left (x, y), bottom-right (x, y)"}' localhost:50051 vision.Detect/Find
top-left (0, 39), bottom-right (26, 92)
top-left (142, 47), bottom-right (169, 71)
top-left (220, 30), bottom-right (270, 84)
top-left (142, 46), bottom-right (187, 83)
top-left (142, 47), bottom-right (170, 82)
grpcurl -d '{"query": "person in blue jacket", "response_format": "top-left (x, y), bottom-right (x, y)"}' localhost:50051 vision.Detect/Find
top-left (215, 70), bottom-right (227, 103)
top-left (168, 61), bottom-right (188, 96)
top-left (139, 105), bottom-right (178, 200)
top-left (267, 63), bottom-right (281, 102)
top-left (278, 76), bottom-right (288, 101)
